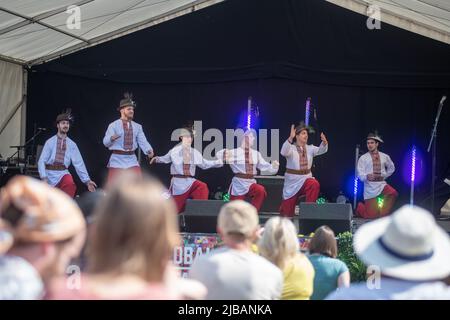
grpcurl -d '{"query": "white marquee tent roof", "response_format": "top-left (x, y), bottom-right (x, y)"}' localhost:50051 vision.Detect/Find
top-left (327, 0), bottom-right (450, 44)
top-left (0, 0), bottom-right (224, 66)
top-left (0, 0), bottom-right (449, 67)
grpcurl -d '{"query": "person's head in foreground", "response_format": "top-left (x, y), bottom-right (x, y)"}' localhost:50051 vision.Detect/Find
top-left (0, 175), bottom-right (86, 299)
top-left (89, 174), bottom-right (179, 280)
top-left (327, 205), bottom-right (450, 300)
top-left (258, 217), bottom-right (300, 270)
top-left (50, 173), bottom-right (205, 299)
top-left (217, 199), bottom-right (260, 249)
top-left (308, 226), bottom-right (350, 300)
top-left (258, 217), bottom-right (315, 300)
top-left (0, 218), bottom-right (44, 300)
top-left (309, 226), bottom-right (338, 258)
top-left (189, 200), bottom-right (283, 300)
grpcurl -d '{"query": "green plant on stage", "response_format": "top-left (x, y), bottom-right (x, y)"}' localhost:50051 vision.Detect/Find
top-left (337, 231), bottom-right (367, 283)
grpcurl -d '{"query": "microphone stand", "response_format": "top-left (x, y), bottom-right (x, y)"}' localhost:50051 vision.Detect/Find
top-left (31, 123), bottom-right (37, 165)
top-left (7, 127), bottom-right (46, 171)
top-left (427, 97), bottom-right (446, 215)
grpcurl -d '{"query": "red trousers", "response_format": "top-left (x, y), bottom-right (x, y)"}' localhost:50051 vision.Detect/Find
top-left (279, 178), bottom-right (320, 217)
top-left (173, 180), bottom-right (209, 214)
top-left (107, 166), bottom-right (141, 186)
top-left (56, 174), bottom-right (77, 198)
top-left (230, 183), bottom-right (267, 212)
top-left (356, 184), bottom-right (398, 219)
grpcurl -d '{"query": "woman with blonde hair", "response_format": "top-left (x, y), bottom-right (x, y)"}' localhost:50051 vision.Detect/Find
top-left (258, 217), bottom-right (314, 300)
top-left (48, 173), bottom-right (204, 299)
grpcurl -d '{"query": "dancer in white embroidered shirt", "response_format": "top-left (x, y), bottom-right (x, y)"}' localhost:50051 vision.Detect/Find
top-left (103, 92), bottom-right (154, 184)
top-left (38, 110), bottom-right (97, 198)
top-left (217, 130), bottom-right (279, 212)
top-left (279, 123), bottom-right (328, 217)
top-left (151, 126), bottom-right (223, 213)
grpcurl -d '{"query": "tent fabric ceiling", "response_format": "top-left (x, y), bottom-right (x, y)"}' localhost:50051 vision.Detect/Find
top-left (327, 0), bottom-right (450, 44)
top-left (0, 0), bottom-right (224, 65)
top-left (0, 0), bottom-right (449, 66)
top-left (31, 0), bottom-right (450, 88)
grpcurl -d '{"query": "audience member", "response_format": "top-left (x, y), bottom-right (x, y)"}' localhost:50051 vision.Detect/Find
top-left (190, 200), bottom-right (283, 300)
top-left (0, 176), bottom-right (85, 299)
top-left (327, 205), bottom-right (450, 300)
top-left (258, 217), bottom-right (315, 300)
top-left (308, 226), bottom-right (350, 300)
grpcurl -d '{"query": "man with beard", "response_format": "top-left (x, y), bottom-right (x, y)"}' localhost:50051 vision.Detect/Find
top-left (150, 125), bottom-right (223, 213)
top-left (103, 92), bottom-right (154, 184)
top-left (217, 130), bottom-right (279, 212)
top-left (38, 110), bottom-right (97, 197)
top-left (356, 132), bottom-right (398, 219)
top-left (279, 123), bottom-right (328, 217)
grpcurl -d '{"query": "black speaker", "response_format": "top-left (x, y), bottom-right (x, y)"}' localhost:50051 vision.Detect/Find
top-left (255, 175), bottom-right (284, 213)
top-left (298, 203), bottom-right (353, 235)
top-left (180, 200), bottom-right (226, 233)
top-left (259, 213), bottom-right (280, 226)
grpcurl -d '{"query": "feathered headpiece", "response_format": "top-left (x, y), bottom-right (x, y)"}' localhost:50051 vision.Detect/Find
top-left (55, 108), bottom-right (74, 124)
top-left (118, 92), bottom-right (136, 110)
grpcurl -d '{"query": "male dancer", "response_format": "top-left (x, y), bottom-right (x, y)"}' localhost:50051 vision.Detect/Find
top-left (279, 123), bottom-right (328, 217)
top-left (103, 92), bottom-right (154, 184)
top-left (151, 126), bottom-right (223, 213)
top-left (217, 130), bottom-right (279, 212)
top-left (38, 110), bottom-right (97, 197)
top-left (356, 132), bottom-right (398, 219)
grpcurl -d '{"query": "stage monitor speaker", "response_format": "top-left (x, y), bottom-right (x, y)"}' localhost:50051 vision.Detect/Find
top-left (255, 175), bottom-right (284, 213)
top-left (181, 200), bottom-right (226, 233)
top-left (181, 200), bottom-right (282, 233)
top-left (259, 213), bottom-right (281, 226)
top-left (298, 203), bottom-right (353, 235)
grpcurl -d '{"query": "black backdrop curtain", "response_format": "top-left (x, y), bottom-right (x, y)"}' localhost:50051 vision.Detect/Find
top-left (27, 0), bottom-right (450, 213)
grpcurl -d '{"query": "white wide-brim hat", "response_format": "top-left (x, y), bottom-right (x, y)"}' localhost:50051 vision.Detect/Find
top-left (354, 205), bottom-right (450, 281)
